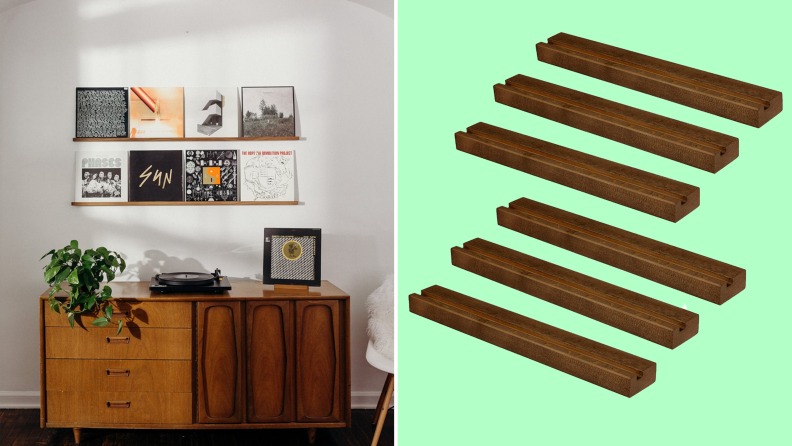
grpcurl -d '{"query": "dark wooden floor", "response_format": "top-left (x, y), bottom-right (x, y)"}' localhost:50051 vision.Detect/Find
top-left (0, 409), bottom-right (393, 446)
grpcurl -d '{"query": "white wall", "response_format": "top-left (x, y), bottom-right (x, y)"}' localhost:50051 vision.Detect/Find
top-left (0, 0), bottom-right (393, 408)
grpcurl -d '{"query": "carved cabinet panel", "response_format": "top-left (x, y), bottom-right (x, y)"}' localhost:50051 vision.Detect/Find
top-left (197, 301), bottom-right (244, 424)
top-left (295, 300), bottom-right (342, 422)
top-left (246, 300), bottom-right (294, 423)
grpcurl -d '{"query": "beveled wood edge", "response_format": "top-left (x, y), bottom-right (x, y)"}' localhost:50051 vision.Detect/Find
top-left (39, 300), bottom-right (46, 428)
top-left (40, 281), bottom-right (351, 301)
top-left (497, 78), bottom-right (731, 154)
top-left (451, 241), bottom-right (699, 348)
top-left (344, 299), bottom-right (352, 428)
top-left (44, 421), bottom-right (347, 429)
top-left (409, 286), bottom-right (656, 396)
top-left (504, 198), bottom-right (744, 284)
top-left (73, 137), bottom-right (300, 141)
top-left (71, 201), bottom-right (299, 206)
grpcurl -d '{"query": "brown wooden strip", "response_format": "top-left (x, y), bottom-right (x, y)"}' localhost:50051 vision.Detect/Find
top-left (456, 122), bottom-right (700, 222)
top-left (452, 238), bottom-right (699, 348)
top-left (494, 74), bottom-right (739, 172)
top-left (409, 285), bottom-right (656, 397)
top-left (537, 33), bottom-right (783, 128)
top-left (497, 197), bottom-right (746, 304)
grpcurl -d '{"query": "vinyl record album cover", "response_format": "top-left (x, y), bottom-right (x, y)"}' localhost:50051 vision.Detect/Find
top-left (129, 87), bottom-right (184, 138)
top-left (185, 150), bottom-right (238, 201)
top-left (263, 228), bottom-right (321, 286)
top-left (128, 150), bottom-right (184, 202)
top-left (75, 88), bottom-right (129, 138)
top-left (241, 86), bottom-right (295, 137)
top-left (74, 151), bottom-right (128, 202)
top-left (184, 87), bottom-right (239, 138)
top-left (240, 150), bottom-right (295, 201)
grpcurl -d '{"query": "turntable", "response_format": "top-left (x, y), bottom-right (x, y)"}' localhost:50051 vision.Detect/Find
top-left (149, 268), bottom-right (231, 293)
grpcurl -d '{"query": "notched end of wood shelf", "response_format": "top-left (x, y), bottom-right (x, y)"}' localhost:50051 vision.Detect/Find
top-left (535, 32), bottom-right (783, 128)
top-left (451, 238), bottom-right (700, 349)
top-left (455, 122), bottom-right (700, 222)
top-left (497, 197), bottom-right (746, 304)
top-left (409, 285), bottom-right (657, 397)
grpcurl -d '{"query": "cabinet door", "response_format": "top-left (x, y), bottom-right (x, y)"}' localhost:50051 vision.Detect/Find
top-left (197, 302), bottom-right (244, 423)
top-left (246, 301), bottom-right (293, 423)
top-left (295, 300), bottom-right (342, 422)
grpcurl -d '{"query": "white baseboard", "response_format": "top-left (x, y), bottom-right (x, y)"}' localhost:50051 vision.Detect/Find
top-left (351, 390), bottom-right (395, 409)
top-left (0, 391), bottom-right (392, 410)
top-left (0, 391), bottom-right (40, 409)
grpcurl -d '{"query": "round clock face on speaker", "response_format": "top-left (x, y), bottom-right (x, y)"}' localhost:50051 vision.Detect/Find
top-left (282, 241), bottom-right (303, 260)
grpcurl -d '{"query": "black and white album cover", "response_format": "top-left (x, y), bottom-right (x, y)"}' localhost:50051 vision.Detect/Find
top-left (129, 150), bottom-right (184, 202)
top-left (74, 151), bottom-right (128, 202)
top-left (185, 150), bottom-right (238, 201)
top-left (75, 88), bottom-right (129, 138)
top-left (263, 228), bottom-right (321, 287)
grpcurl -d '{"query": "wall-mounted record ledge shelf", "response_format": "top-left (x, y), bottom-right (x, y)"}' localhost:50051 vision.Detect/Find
top-left (73, 137), bottom-right (300, 142)
top-left (72, 201), bottom-right (298, 206)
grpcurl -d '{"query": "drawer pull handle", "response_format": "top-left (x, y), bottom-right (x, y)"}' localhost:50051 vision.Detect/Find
top-left (106, 369), bottom-right (130, 377)
top-left (110, 310), bottom-right (130, 319)
top-left (106, 336), bottom-right (130, 344)
top-left (107, 401), bottom-right (130, 409)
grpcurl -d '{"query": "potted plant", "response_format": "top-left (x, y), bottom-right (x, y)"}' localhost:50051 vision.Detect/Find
top-left (41, 240), bottom-right (127, 335)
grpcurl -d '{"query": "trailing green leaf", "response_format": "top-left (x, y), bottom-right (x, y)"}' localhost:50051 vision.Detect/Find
top-left (68, 312), bottom-right (75, 329)
top-left (91, 317), bottom-right (109, 327)
top-left (40, 249), bottom-right (55, 260)
top-left (67, 268), bottom-right (80, 285)
top-left (116, 320), bottom-right (123, 336)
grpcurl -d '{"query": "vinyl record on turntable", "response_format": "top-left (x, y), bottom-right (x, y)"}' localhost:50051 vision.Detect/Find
top-left (263, 228), bottom-right (321, 287)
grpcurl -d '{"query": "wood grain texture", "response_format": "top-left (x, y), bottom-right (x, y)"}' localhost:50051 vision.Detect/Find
top-left (246, 301), bottom-right (294, 423)
top-left (452, 238), bottom-right (699, 348)
top-left (537, 33), bottom-right (783, 127)
top-left (42, 280), bottom-right (350, 302)
top-left (46, 359), bottom-right (192, 393)
top-left (498, 197), bottom-right (746, 304)
top-left (46, 391), bottom-right (192, 424)
top-left (456, 122), bottom-right (699, 221)
top-left (45, 301), bottom-right (191, 328)
top-left (409, 286), bottom-right (656, 397)
top-left (73, 137), bottom-right (300, 142)
top-left (197, 302), bottom-right (244, 424)
top-left (45, 327), bottom-right (192, 360)
top-left (71, 201), bottom-right (299, 206)
top-left (296, 300), bottom-right (342, 422)
top-left (494, 74), bottom-right (739, 172)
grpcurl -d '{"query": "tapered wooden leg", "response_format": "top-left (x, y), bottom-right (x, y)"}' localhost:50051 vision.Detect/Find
top-left (371, 376), bottom-right (394, 446)
top-left (73, 428), bottom-right (82, 444)
top-left (307, 427), bottom-right (316, 444)
top-left (372, 373), bottom-right (395, 425)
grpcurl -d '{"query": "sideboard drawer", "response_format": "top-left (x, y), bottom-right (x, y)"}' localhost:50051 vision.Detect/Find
top-left (46, 359), bottom-right (192, 393)
top-left (45, 327), bottom-right (192, 360)
top-left (47, 391), bottom-right (192, 425)
top-left (45, 301), bottom-right (191, 329)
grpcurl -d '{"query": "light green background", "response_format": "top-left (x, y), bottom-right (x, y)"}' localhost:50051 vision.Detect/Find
top-left (398, 0), bottom-right (790, 444)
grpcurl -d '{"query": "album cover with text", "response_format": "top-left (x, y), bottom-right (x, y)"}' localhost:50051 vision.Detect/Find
top-left (129, 150), bottom-right (184, 201)
top-left (74, 151), bottom-right (128, 202)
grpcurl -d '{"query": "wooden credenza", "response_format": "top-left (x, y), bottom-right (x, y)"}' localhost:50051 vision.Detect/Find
top-left (39, 281), bottom-right (351, 444)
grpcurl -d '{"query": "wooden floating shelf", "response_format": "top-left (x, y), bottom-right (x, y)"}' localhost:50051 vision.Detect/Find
top-left (455, 122), bottom-right (700, 222)
top-left (498, 198), bottom-right (746, 304)
top-left (73, 137), bottom-right (300, 142)
top-left (494, 74), bottom-right (739, 173)
top-left (409, 285), bottom-right (657, 397)
top-left (452, 238), bottom-right (699, 349)
top-left (537, 33), bottom-right (783, 128)
top-left (72, 201), bottom-right (298, 206)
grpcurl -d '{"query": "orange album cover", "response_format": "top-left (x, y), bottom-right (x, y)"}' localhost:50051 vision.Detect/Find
top-left (129, 87), bottom-right (184, 138)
